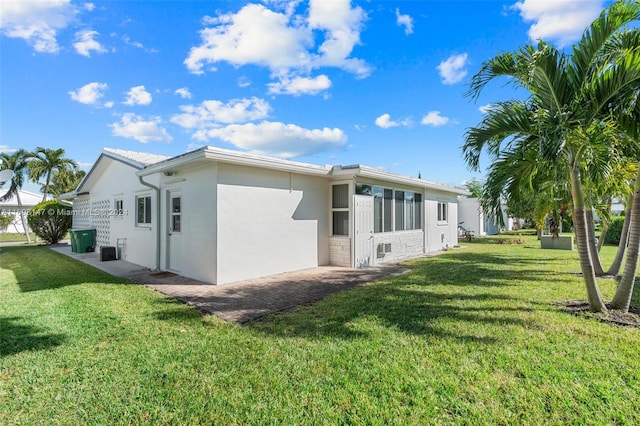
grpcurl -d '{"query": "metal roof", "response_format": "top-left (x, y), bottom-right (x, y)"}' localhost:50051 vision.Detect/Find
top-left (103, 148), bottom-right (170, 168)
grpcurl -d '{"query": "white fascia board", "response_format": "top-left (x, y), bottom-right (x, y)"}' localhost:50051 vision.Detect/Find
top-left (336, 165), bottom-right (470, 196)
top-left (138, 147), bottom-right (331, 177)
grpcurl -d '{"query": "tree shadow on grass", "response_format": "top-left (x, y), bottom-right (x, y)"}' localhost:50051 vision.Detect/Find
top-left (0, 316), bottom-right (66, 357)
top-left (250, 281), bottom-right (538, 344)
top-left (407, 252), bottom-right (574, 287)
top-left (1, 246), bottom-right (129, 292)
top-left (248, 249), bottom-right (555, 342)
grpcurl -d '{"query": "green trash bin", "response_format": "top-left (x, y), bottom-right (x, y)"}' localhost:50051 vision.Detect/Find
top-left (71, 229), bottom-right (96, 253)
top-left (69, 230), bottom-right (78, 253)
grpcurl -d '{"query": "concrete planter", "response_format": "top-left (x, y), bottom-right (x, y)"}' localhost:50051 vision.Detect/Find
top-left (540, 235), bottom-right (573, 250)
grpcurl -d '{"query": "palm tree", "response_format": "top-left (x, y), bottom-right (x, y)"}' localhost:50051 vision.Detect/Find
top-left (27, 147), bottom-right (77, 201)
top-left (0, 150), bottom-right (32, 243)
top-left (464, 1), bottom-right (640, 312)
top-left (47, 168), bottom-right (86, 197)
top-left (610, 88), bottom-right (640, 311)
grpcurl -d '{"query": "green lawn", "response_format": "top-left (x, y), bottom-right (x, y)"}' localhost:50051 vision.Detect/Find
top-left (0, 233), bottom-right (36, 243)
top-left (1, 237), bottom-right (639, 424)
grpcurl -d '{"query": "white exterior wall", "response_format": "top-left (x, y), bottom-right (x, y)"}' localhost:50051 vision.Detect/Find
top-left (159, 164), bottom-right (218, 284)
top-left (216, 164), bottom-right (329, 284)
top-left (424, 190), bottom-right (459, 252)
top-left (73, 159), bottom-right (158, 269)
top-left (458, 198), bottom-right (486, 236)
top-left (0, 208), bottom-right (31, 234)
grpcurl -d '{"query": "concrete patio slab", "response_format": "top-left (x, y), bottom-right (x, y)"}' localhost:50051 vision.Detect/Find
top-left (49, 242), bottom-right (449, 324)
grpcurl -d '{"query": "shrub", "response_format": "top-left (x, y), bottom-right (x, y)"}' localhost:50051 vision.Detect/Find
top-left (603, 216), bottom-right (625, 246)
top-left (27, 200), bottom-right (72, 244)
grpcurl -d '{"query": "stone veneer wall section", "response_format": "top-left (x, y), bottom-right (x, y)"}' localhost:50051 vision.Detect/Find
top-left (329, 237), bottom-right (351, 267)
top-left (373, 230), bottom-right (424, 263)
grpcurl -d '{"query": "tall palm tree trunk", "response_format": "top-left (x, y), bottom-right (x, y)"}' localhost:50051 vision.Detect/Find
top-left (610, 166), bottom-right (640, 312)
top-left (570, 167), bottom-right (607, 312)
top-left (15, 190), bottom-right (31, 244)
top-left (597, 198), bottom-right (612, 252)
top-left (42, 170), bottom-right (52, 202)
top-left (607, 191), bottom-right (633, 276)
top-left (585, 207), bottom-right (605, 275)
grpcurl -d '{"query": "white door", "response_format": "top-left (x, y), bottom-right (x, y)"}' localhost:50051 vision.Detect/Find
top-left (167, 191), bottom-right (182, 272)
top-left (354, 195), bottom-right (374, 268)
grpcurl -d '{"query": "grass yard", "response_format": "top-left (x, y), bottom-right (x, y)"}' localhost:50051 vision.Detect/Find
top-left (1, 237), bottom-right (639, 424)
top-left (0, 233), bottom-right (35, 243)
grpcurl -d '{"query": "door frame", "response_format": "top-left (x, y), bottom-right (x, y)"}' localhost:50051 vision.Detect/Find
top-left (353, 194), bottom-right (374, 268)
top-left (165, 188), bottom-right (182, 272)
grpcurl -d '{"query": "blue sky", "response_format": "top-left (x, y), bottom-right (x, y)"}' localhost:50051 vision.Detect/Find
top-left (1, 0), bottom-right (610, 192)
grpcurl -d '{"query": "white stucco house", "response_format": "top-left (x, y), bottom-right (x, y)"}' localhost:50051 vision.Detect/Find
top-left (0, 190), bottom-right (44, 234)
top-left (458, 197), bottom-right (525, 236)
top-left (62, 147), bottom-right (469, 285)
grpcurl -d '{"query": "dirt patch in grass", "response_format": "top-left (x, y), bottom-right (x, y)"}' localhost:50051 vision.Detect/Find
top-left (556, 300), bottom-right (640, 328)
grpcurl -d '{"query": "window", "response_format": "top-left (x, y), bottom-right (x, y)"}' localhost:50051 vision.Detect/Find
top-left (405, 192), bottom-right (415, 230)
top-left (415, 193), bottom-right (422, 229)
top-left (355, 183), bottom-right (372, 196)
top-left (395, 190), bottom-right (405, 231)
top-left (373, 186), bottom-right (394, 233)
top-left (136, 195), bottom-right (152, 225)
top-left (332, 184), bottom-right (349, 235)
top-left (114, 199), bottom-right (124, 217)
top-left (438, 201), bottom-right (448, 222)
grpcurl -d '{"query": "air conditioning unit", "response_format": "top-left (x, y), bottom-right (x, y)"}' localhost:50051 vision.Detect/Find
top-left (100, 246), bottom-right (117, 261)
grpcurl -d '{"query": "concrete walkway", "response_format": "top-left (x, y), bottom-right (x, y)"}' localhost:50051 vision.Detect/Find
top-left (49, 243), bottom-right (435, 323)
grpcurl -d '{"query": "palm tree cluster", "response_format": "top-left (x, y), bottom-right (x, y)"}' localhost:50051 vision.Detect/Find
top-left (463, 0), bottom-right (640, 313)
top-left (0, 147), bottom-right (82, 243)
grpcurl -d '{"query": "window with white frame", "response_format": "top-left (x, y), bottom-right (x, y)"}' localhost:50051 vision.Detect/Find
top-left (136, 195), bottom-right (152, 225)
top-left (373, 186), bottom-right (393, 233)
top-left (437, 201), bottom-right (448, 222)
top-left (331, 184), bottom-right (349, 236)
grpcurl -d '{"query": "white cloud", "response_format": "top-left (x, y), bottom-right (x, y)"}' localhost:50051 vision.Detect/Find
top-left (83, 3), bottom-right (95, 12)
top-left (197, 121), bottom-right (346, 158)
top-left (110, 113), bottom-right (172, 143)
top-left (238, 76), bottom-right (251, 88)
top-left (267, 74), bottom-right (331, 96)
top-left (513, 0), bottom-right (604, 47)
top-left (174, 87), bottom-right (192, 99)
top-left (73, 29), bottom-right (106, 57)
top-left (124, 85), bottom-right (152, 106)
top-left (184, 0), bottom-right (370, 92)
top-left (374, 113), bottom-right (412, 129)
top-left (104, 101), bottom-right (114, 108)
top-left (437, 53), bottom-right (469, 85)
top-left (69, 82), bottom-right (108, 105)
top-left (185, 4), bottom-right (312, 74)
top-left (0, 0), bottom-right (79, 53)
top-left (395, 8), bottom-right (413, 35)
top-left (0, 145), bottom-right (18, 154)
top-left (171, 97), bottom-right (271, 129)
top-left (307, 0), bottom-right (369, 76)
top-left (479, 104), bottom-right (494, 114)
top-left (375, 113), bottom-right (398, 129)
top-left (421, 111), bottom-right (450, 127)
top-left (122, 35), bottom-right (143, 49)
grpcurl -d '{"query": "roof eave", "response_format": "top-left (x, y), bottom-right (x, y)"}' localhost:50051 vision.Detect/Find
top-left (138, 147), bottom-right (331, 177)
top-left (333, 165), bottom-right (470, 195)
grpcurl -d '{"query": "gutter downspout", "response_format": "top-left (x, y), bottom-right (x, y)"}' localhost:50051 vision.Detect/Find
top-left (138, 175), bottom-right (161, 272)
